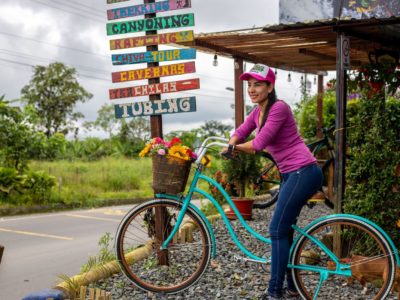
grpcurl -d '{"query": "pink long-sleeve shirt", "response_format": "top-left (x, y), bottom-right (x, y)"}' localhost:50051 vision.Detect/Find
top-left (232, 100), bottom-right (316, 173)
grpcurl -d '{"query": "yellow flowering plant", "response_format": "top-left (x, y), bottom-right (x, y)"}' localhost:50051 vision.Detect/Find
top-left (139, 137), bottom-right (198, 161)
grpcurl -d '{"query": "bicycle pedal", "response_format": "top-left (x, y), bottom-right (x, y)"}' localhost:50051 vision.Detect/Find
top-left (233, 255), bottom-right (269, 264)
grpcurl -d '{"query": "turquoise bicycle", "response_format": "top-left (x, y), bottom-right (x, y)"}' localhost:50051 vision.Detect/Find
top-left (115, 137), bottom-right (399, 299)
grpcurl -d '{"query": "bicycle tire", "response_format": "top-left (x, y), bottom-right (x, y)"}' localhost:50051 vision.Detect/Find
top-left (253, 153), bottom-right (281, 209)
top-left (115, 199), bottom-right (212, 294)
top-left (290, 216), bottom-right (396, 300)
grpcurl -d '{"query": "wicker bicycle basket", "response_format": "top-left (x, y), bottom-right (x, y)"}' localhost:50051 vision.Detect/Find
top-left (152, 155), bottom-right (191, 194)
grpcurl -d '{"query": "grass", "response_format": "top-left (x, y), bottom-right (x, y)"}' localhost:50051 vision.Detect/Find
top-left (23, 156), bottom-right (214, 208)
top-left (28, 157), bottom-right (153, 206)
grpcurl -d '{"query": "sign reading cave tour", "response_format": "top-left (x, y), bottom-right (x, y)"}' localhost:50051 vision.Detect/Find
top-left (107, 0), bottom-right (191, 20)
top-left (107, 13), bottom-right (195, 36)
top-left (114, 97), bottom-right (196, 118)
top-left (112, 48), bottom-right (196, 65)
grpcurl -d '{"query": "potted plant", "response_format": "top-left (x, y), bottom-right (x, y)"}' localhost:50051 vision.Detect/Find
top-left (221, 152), bottom-right (261, 220)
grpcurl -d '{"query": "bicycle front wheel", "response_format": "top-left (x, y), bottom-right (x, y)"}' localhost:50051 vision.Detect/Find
top-left (115, 199), bottom-right (212, 294)
top-left (253, 152), bottom-right (281, 209)
top-left (290, 216), bottom-right (396, 300)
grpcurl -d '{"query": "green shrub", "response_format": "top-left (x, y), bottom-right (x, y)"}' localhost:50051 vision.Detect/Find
top-left (0, 167), bottom-right (24, 200)
top-left (22, 170), bottom-right (56, 204)
top-left (344, 95), bottom-right (400, 249)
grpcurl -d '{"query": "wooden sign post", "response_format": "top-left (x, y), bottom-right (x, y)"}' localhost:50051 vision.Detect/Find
top-left (107, 0), bottom-right (198, 266)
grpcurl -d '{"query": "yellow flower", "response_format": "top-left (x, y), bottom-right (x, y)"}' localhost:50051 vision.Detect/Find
top-left (397, 219), bottom-right (400, 228)
top-left (169, 145), bottom-right (190, 160)
top-left (139, 143), bottom-right (152, 157)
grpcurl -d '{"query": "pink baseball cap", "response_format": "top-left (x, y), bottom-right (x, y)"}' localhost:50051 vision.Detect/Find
top-left (239, 63), bottom-right (276, 84)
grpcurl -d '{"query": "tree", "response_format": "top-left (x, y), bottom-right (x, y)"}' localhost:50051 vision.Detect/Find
top-left (0, 96), bottom-right (32, 171)
top-left (21, 62), bottom-right (92, 137)
top-left (199, 120), bottom-right (233, 138)
top-left (85, 104), bottom-right (120, 138)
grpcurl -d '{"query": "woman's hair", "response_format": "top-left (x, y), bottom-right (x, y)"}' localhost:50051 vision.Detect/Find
top-left (259, 82), bottom-right (277, 130)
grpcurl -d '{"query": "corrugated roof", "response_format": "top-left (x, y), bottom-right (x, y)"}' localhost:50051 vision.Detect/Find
top-left (180, 17), bottom-right (400, 74)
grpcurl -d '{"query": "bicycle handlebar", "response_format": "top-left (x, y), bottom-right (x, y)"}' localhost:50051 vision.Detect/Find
top-left (195, 137), bottom-right (229, 164)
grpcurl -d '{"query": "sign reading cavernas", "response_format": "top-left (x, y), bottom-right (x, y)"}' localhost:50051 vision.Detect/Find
top-left (112, 48), bottom-right (196, 65)
top-left (109, 30), bottom-right (194, 50)
top-left (109, 78), bottom-right (200, 100)
top-left (114, 97), bottom-right (196, 118)
top-left (107, 13), bottom-right (194, 36)
top-left (111, 62), bottom-right (195, 83)
top-left (107, 0), bottom-right (191, 20)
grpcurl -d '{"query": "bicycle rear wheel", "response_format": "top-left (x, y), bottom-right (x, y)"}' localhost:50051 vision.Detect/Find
top-left (253, 152), bottom-right (281, 209)
top-left (290, 216), bottom-right (396, 300)
top-left (115, 199), bottom-right (212, 294)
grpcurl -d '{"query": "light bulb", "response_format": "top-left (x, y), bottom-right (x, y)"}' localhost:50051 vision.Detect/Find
top-left (213, 54), bottom-right (218, 67)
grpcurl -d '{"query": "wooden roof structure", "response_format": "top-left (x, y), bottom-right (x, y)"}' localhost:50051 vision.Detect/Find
top-left (180, 17), bottom-right (400, 74)
top-left (178, 17), bottom-right (400, 211)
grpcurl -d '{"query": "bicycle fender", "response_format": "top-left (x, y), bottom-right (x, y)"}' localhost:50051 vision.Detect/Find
top-left (297, 213), bottom-right (400, 267)
top-left (155, 193), bottom-right (217, 258)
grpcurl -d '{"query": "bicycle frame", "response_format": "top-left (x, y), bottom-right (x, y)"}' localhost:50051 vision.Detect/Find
top-left (154, 137), bottom-right (400, 299)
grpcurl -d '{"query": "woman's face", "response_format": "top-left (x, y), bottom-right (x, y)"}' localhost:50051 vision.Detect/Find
top-left (247, 78), bottom-right (273, 106)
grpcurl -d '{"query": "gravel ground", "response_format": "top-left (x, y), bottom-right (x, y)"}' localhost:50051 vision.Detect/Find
top-left (94, 204), bottom-right (398, 300)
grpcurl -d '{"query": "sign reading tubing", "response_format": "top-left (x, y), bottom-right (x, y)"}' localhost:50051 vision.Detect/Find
top-left (109, 30), bottom-right (194, 50)
top-left (114, 96), bottom-right (196, 118)
top-left (107, 13), bottom-right (194, 35)
top-left (109, 78), bottom-right (200, 100)
top-left (111, 61), bottom-right (195, 83)
top-left (107, 0), bottom-right (191, 20)
top-left (112, 48), bottom-right (196, 65)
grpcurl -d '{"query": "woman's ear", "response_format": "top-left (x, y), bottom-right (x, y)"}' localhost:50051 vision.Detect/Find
top-left (267, 83), bottom-right (274, 94)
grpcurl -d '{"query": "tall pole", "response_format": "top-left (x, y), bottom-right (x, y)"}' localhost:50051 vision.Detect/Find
top-left (335, 33), bottom-right (347, 214)
top-left (234, 58), bottom-right (244, 128)
top-left (144, 0), bottom-right (167, 265)
top-left (316, 75), bottom-right (324, 139)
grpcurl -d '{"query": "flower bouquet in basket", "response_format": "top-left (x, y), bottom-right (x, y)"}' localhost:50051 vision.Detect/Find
top-left (139, 137), bottom-right (197, 194)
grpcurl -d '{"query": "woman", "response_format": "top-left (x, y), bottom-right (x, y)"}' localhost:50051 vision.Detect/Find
top-left (225, 64), bottom-right (323, 299)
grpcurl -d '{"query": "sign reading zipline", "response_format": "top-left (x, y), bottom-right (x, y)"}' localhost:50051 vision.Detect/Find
top-left (111, 61), bottom-right (195, 83)
top-left (109, 30), bottom-right (194, 50)
top-left (114, 96), bottom-right (196, 118)
top-left (112, 48), bottom-right (196, 65)
top-left (107, 0), bottom-right (191, 20)
top-left (107, 13), bottom-right (194, 35)
top-left (109, 78), bottom-right (200, 99)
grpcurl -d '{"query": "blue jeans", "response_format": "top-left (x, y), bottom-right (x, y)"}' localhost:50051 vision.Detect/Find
top-left (267, 163), bottom-right (323, 297)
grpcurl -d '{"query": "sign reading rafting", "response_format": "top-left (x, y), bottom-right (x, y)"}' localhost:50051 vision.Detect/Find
top-left (106, 0), bottom-right (199, 119)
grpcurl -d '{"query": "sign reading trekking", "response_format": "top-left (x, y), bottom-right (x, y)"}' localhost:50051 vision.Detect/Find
top-left (106, 0), bottom-right (198, 119)
top-left (107, 0), bottom-right (191, 20)
top-left (114, 97), bottom-right (196, 118)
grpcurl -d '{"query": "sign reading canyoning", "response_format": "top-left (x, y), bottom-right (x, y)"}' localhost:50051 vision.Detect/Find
top-left (106, 13), bottom-right (195, 35)
top-left (106, 0), bottom-right (198, 119)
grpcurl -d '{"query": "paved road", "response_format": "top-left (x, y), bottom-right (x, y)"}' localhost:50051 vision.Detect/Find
top-left (0, 205), bottom-right (136, 300)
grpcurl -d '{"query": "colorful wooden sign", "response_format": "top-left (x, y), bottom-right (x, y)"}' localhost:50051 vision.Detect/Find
top-left (112, 48), bottom-right (196, 65)
top-left (107, 0), bottom-right (129, 3)
top-left (109, 30), bottom-right (194, 50)
top-left (107, 13), bottom-right (195, 36)
top-left (111, 61), bottom-right (195, 83)
top-left (114, 96), bottom-right (196, 118)
top-left (107, 0), bottom-right (191, 20)
top-left (109, 78), bottom-right (200, 99)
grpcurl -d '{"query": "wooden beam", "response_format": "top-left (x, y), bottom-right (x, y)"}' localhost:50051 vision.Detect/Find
top-left (316, 75), bottom-right (324, 139)
top-left (234, 58), bottom-right (244, 128)
top-left (299, 48), bottom-right (336, 62)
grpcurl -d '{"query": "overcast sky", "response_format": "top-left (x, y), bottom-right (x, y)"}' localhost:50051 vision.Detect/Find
top-left (0, 0), bottom-right (322, 137)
